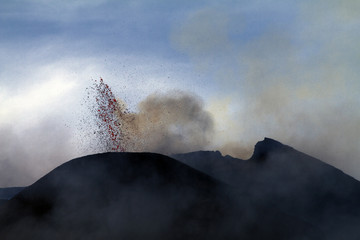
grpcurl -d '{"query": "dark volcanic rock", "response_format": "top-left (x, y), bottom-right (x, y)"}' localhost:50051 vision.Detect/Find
top-left (0, 152), bottom-right (321, 240)
top-left (173, 138), bottom-right (360, 240)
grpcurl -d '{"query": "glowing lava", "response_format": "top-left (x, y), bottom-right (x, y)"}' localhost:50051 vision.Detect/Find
top-left (90, 78), bottom-right (127, 152)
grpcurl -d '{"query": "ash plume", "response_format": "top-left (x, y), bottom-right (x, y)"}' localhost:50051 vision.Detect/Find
top-left (121, 91), bottom-right (214, 154)
top-left (85, 80), bottom-right (215, 155)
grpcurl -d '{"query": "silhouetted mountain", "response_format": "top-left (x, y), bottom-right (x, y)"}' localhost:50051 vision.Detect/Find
top-left (0, 187), bottom-right (24, 200)
top-left (173, 138), bottom-right (360, 240)
top-left (0, 152), bottom-right (321, 240)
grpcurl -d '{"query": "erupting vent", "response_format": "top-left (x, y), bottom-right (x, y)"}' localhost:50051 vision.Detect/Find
top-left (89, 78), bottom-right (130, 152)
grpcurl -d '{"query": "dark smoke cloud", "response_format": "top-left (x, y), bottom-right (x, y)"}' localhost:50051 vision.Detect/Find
top-left (116, 91), bottom-right (215, 155)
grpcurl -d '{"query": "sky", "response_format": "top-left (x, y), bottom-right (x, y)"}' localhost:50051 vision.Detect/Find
top-left (0, 0), bottom-right (360, 186)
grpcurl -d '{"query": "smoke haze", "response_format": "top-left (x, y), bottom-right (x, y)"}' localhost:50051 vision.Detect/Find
top-left (0, 117), bottom-right (77, 187)
top-left (170, 4), bottom-right (360, 178)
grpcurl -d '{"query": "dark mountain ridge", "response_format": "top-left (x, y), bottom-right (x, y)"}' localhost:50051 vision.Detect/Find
top-left (173, 138), bottom-right (360, 240)
top-left (0, 151), bottom-right (321, 240)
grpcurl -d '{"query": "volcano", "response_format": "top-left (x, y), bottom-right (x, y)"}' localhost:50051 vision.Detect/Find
top-left (0, 149), bottom-right (323, 240)
top-left (1, 138), bottom-right (359, 239)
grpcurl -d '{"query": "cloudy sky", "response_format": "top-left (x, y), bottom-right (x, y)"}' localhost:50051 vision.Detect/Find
top-left (1, 0), bottom-right (360, 186)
